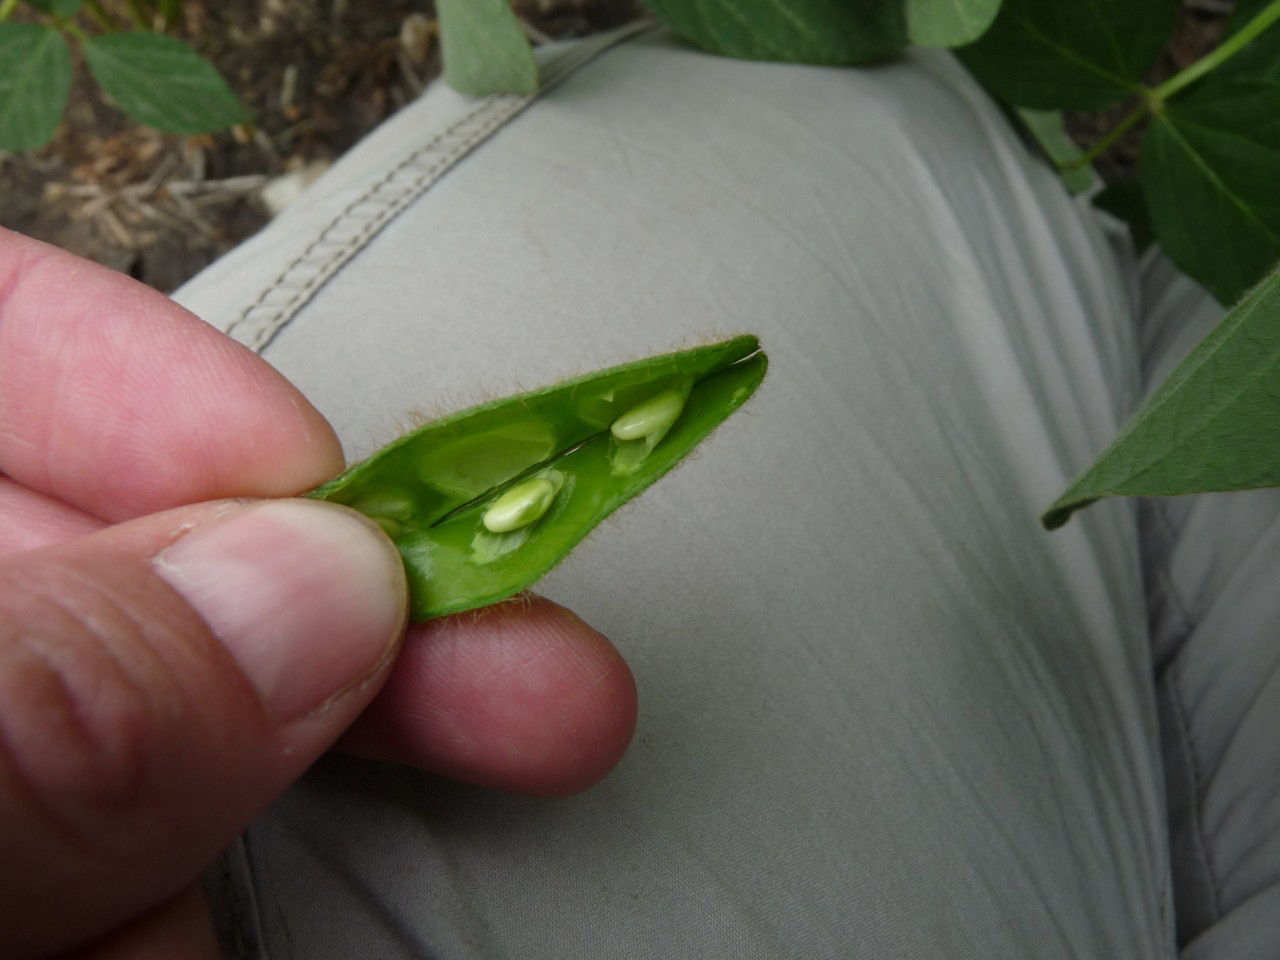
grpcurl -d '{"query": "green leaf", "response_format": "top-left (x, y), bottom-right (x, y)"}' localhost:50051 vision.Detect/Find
top-left (906, 0), bottom-right (1001, 48)
top-left (1043, 264), bottom-right (1280, 529)
top-left (1140, 80), bottom-right (1280, 305)
top-left (642, 0), bottom-right (907, 65)
top-left (24, 0), bottom-right (85, 15)
top-left (81, 32), bottom-right (249, 134)
top-left (956, 0), bottom-right (1175, 110)
top-left (436, 0), bottom-right (537, 96)
top-left (1015, 108), bottom-right (1096, 194)
top-left (0, 22), bottom-right (70, 151)
top-left (1092, 180), bottom-right (1155, 254)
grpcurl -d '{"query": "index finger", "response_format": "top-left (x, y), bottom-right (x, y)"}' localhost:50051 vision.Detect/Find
top-left (0, 229), bottom-right (344, 521)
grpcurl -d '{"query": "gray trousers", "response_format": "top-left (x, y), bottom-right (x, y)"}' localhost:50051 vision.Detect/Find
top-left (177, 27), bottom-right (1279, 959)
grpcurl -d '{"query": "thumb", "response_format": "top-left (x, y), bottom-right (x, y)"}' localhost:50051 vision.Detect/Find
top-left (0, 498), bottom-right (407, 958)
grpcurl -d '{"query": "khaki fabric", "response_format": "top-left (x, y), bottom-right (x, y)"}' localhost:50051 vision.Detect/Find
top-left (172, 27), bottom-right (1247, 960)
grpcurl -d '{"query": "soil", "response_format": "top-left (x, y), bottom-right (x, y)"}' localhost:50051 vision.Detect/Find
top-left (0, 0), bottom-right (644, 292)
top-left (1, 1), bottom-right (1226, 294)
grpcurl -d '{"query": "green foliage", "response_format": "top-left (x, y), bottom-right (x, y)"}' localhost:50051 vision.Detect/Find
top-left (906, 0), bottom-right (1000, 48)
top-left (642, 0), bottom-right (907, 65)
top-left (1141, 83), bottom-right (1280, 305)
top-left (0, 22), bottom-right (70, 150)
top-left (1044, 265), bottom-right (1280, 528)
top-left (0, 0), bottom-right (246, 151)
top-left (955, 0), bottom-right (1174, 109)
top-left (1015, 109), bottom-right (1095, 195)
top-left (1135, 0), bottom-right (1280, 305)
top-left (82, 32), bottom-right (248, 133)
top-left (436, 0), bottom-right (538, 97)
top-left (955, 0), bottom-right (1280, 305)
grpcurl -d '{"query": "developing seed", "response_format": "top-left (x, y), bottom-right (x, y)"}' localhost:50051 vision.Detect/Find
top-left (610, 387), bottom-right (687, 441)
top-left (482, 475), bottom-right (559, 533)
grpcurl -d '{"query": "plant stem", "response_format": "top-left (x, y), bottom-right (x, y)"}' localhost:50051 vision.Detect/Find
top-left (1067, 96), bottom-right (1152, 171)
top-left (159, 0), bottom-right (182, 26)
top-left (1066, 0), bottom-right (1280, 170)
top-left (83, 0), bottom-right (116, 32)
top-left (0, 0), bottom-right (19, 22)
top-left (61, 19), bottom-right (89, 43)
top-left (1153, 0), bottom-right (1280, 102)
top-left (124, 0), bottom-right (151, 30)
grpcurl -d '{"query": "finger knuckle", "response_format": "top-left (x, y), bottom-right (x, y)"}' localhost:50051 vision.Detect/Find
top-left (0, 570), bottom-right (165, 831)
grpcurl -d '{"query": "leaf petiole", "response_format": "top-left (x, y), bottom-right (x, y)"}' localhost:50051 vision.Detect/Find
top-left (124, 0), bottom-right (150, 31)
top-left (58, 18), bottom-right (89, 44)
top-left (1066, 0), bottom-right (1280, 172)
top-left (1066, 94), bottom-right (1153, 170)
top-left (1151, 0), bottom-right (1280, 103)
top-left (80, 0), bottom-right (116, 33)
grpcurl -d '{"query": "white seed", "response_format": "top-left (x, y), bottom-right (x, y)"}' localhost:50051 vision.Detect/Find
top-left (610, 388), bottom-right (687, 441)
top-left (482, 476), bottom-right (558, 533)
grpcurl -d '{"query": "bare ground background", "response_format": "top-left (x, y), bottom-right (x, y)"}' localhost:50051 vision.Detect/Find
top-left (0, 0), bottom-right (1227, 294)
top-left (0, 0), bottom-right (643, 291)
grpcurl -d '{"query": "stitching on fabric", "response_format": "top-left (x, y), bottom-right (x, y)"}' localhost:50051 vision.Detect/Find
top-left (1134, 498), bottom-right (1191, 954)
top-left (224, 22), bottom-right (655, 354)
top-left (1148, 500), bottom-right (1194, 674)
top-left (1166, 659), bottom-right (1223, 927)
top-left (223, 93), bottom-right (527, 352)
top-left (208, 835), bottom-right (270, 960)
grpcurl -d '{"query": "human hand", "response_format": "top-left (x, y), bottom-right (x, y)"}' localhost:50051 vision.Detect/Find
top-left (0, 229), bottom-right (637, 958)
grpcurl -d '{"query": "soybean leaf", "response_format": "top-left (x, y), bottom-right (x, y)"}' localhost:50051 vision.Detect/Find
top-left (0, 23), bottom-right (70, 151)
top-left (1043, 264), bottom-right (1280, 529)
top-left (642, 0), bottom-right (907, 65)
top-left (1015, 108), bottom-right (1096, 195)
top-left (956, 0), bottom-right (1175, 110)
top-left (82, 32), bottom-right (249, 134)
top-left (24, 0), bottom-right (84, 15)
top-left (906, 0), bottom-right (1001, 48)
top-left (436, 0), bottom-right (537, 97)
top-left (1093, 180), bottom-right (1155, 254)
top-left (1140, 80), bottom-right (1280, 305)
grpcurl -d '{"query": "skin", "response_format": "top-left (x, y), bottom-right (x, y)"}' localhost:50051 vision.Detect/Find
top-left (0, 227), bottom-right (637, 958)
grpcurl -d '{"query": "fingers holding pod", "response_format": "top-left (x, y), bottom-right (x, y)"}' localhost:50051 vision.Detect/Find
top-left (339, 594), bottom-right (638, 796)
top-left (0, 228), bottom-right (345, 522)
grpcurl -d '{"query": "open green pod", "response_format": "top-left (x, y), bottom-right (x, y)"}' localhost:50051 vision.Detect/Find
top-left (307, 336), bottom-right (767, 620)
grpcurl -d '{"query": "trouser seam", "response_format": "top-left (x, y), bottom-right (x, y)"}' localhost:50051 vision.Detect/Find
top-left (224, 21), bottom-right (655, 354)
top-left (205, 834), bottom-right (270, 960)
top-left (1139, 496), bottom-right (1208, 953)
top-left (1165, 657), bottom-right (1223, 934)
top-left (1145, 499), bottom-right (1194, 671)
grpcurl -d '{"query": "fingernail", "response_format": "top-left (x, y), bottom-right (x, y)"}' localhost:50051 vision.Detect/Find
top-left (154, 500), bottom-right (407, 720)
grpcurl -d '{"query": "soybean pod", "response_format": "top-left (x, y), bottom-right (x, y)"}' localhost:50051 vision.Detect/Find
top-left (307, 335), bottom-right (768, 621)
